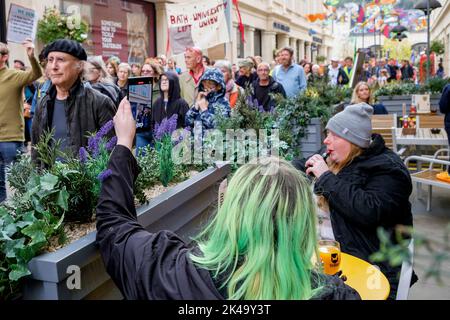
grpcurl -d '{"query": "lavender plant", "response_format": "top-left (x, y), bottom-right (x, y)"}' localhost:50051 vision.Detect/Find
top-left (154, 115), bottom-right (178, 187)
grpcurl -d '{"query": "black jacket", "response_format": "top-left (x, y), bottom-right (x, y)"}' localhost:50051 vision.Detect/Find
top-left (89, 81), bottom-right (121, 107)
top-left (32, 79), bottom-right (117, 161)
top-left (401, 65), bottom-right (414, 81)
top-left (293, 134), bottom-right (415, 298)
top-left (152, 72), bottom-right (189, 129)
top-left (337, 68), bottom-right (349, 85)
top-left (236, 72), bottom-right (258, 89)
top-left (251, 76), bottom-right (286, 112)
top-left (439, 84), bottom-right (450, 131)
top-left (96, 145), bottom-right (360, 300)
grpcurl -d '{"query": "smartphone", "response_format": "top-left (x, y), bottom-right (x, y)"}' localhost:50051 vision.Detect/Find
top-left (127, 76), bottom-right (153, 130)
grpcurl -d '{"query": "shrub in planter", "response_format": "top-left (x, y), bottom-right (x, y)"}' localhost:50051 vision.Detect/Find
top-left (0, 118), bottom-right (196, 299)
top-left (274, 82), bottom-right (350, 157)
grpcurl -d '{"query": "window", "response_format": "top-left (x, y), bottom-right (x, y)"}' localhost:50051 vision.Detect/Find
top-left (254, 29), bottom-right (262, 57)
top-left (95, 0), bottom-right (108, 5)
top-left (121, 1), bottom-right (131, 11)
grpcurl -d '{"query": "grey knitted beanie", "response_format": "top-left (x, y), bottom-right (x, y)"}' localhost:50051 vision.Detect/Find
top-left (326, 103), bottom-right (374, 148)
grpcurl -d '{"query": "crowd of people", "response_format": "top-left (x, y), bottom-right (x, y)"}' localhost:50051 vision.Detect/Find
top-left (4, 37), bottom-right (448, 301)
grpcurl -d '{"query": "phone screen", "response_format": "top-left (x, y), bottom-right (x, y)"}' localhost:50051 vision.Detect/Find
top-left (128, 79), bottom-right (153, 130)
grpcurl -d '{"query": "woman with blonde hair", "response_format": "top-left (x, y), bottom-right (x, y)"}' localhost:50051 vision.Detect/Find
top-left (351, 81), bottom-right (388, 114)
top-left (95, 98), bottom-right (360, 300)
top-left (298, 103), bottom-right (415, 299)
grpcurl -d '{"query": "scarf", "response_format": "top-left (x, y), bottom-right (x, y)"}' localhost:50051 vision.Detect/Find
top-left (225, 79), bottom-right (235, 101)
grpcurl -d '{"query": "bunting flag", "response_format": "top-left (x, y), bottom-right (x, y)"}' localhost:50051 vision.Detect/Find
top-left (382, 24), bottom-right (391, 38)
top-left (357, 5), bottom-right (365, 23)
top-left (233, 0), bottom-right (245, 43)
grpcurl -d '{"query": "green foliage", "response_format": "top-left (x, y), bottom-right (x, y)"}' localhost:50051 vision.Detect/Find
top-left (0, 124), bottom-right (116, 299)
top-left (316, 55), bottom-right (327, 63)
top-left (37, 7), bottom-right (88, 44)
top-left (156, 136), bottom-right (175, 188)
top-left (371, 224), bottom-right (450, 285)
top-left (134, 146), bottom-right (160, 204)
top-left (275, 82), bottom-right (351, 157)
top-left (1, 177), bottom-right (66, 299)
top-left (374, 78), bottom-right (450, 98)
top-left (431, 40), bottom-right (445, 56)
top-left (134, 145), bottom-right (191, 204)
top-left (424, 77), bottom-right (450, 94)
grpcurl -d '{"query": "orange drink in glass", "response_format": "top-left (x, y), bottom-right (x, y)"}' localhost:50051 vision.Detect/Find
top-left (318, 240), bottom-right (341, 275)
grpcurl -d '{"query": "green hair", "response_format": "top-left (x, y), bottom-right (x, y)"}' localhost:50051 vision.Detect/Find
top-left (190, 157), bottom-right (323, 300)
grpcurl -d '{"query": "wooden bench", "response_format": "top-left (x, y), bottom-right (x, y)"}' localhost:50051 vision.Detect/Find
top-left (404, 152), bottom-right (450, 211)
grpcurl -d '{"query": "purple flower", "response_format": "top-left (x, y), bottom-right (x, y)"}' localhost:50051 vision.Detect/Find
top-left (96, 120), bottom-right (114, 139)
top-left (97, 169), bottom-right (112, 182)
top-left (106, 136), bottom-right (118, 151)
top-left (154, 114), bottom-right (179, 141)
top-left (246, 95), bottom-right (253, 107)
top-left (87, 135), bottom-right (101, 156)
top-left (79, 147), bottom-right (88, 164)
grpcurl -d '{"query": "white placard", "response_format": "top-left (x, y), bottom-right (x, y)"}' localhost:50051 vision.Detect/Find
top-left (6, 4), bottom-right (38, 44)
top-left (412, 94), bottom-right (431, 114)
top-left (165, 0), bottom-right (231, 55)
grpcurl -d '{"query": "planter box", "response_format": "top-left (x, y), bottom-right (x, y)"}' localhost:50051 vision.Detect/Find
top-left (298, 118), bottom-right (325, 159)
top-left (377, 95), bottom-right (442, 115)
top-left (22, 163), bottom-right (231, 300)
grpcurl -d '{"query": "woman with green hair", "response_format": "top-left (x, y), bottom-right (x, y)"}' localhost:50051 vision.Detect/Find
top-left (95, 98), bottom-right (360, 300)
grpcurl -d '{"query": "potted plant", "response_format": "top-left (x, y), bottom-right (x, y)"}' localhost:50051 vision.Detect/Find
top-left (37, 6), bottom-right (89, 44)
top-left (0, 120), bottom-right (230, 300)
top-left (374, 80), bottom-right (448, 114)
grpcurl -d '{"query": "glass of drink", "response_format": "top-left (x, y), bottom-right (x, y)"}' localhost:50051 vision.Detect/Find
top-left (318, 240), bottom-right (341, 275)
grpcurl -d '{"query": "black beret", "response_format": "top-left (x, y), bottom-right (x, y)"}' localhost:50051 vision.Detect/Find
top-left (44, 39), bottom-right (87, 61)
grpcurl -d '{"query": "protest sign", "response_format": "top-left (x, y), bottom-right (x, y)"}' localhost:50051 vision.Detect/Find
top-left (7, 4), bottom-right (38, 44)
top-left (166, 0), bottom-right (230, 55)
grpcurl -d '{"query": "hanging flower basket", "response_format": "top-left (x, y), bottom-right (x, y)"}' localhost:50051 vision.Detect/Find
top-left (37, 6), bottom-right (88, 44)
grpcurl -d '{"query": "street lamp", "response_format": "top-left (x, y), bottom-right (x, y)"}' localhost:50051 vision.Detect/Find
top-left (414, 0), bottom-right (442, 82)
top-left (393, 33), bottom-right (408, 42)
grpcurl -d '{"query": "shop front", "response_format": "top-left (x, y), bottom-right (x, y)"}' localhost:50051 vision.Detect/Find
top-left (62, 0), bottom-right (156, 64)
top-left (3, 0), bottom-right (156, 65)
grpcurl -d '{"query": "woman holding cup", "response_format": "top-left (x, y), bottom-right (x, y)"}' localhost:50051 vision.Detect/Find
top-left (298, 103), bottom-right (415, 299)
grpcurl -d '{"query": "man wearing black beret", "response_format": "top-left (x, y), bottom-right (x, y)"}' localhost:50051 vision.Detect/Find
top-left (32, 39), bottom-right (117, 163)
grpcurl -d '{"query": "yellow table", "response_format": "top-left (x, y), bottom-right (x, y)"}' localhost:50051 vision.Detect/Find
top-left (340, 253), bottom-right (390, 300)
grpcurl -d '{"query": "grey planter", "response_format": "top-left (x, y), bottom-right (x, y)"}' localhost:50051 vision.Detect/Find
top-left (22, 163), bottom-right (231, 300)
top-left (377, 94), bottom-right (442, 115)
top-left (298, 118), bottom-right (325, 159)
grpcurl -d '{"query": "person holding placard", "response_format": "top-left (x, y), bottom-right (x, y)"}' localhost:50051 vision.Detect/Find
top-left (0, 39), bottom-right (42, 203)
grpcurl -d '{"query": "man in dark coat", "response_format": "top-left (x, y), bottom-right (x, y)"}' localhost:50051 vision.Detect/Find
top-left (251, 62), bottom-right (286, 112)
top-left (32, 39), bottom-right (116, 161)
top-left (439, 84), bottom-right (450, 174)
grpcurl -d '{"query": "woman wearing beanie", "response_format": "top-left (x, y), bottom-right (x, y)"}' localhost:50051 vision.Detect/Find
top-left (302, 103), bottom-right (415, 300)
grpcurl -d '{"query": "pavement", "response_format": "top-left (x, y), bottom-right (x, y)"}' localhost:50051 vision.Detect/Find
top-left (408, 183), bottom-right (450, 300)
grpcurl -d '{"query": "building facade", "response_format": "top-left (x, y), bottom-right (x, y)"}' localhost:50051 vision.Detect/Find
top-left (1, 0), bottom-right (334, 68)
top-left (158, 0), bottom-right (334, 64)
top-left (431, 0), bottom-right (450, 76)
